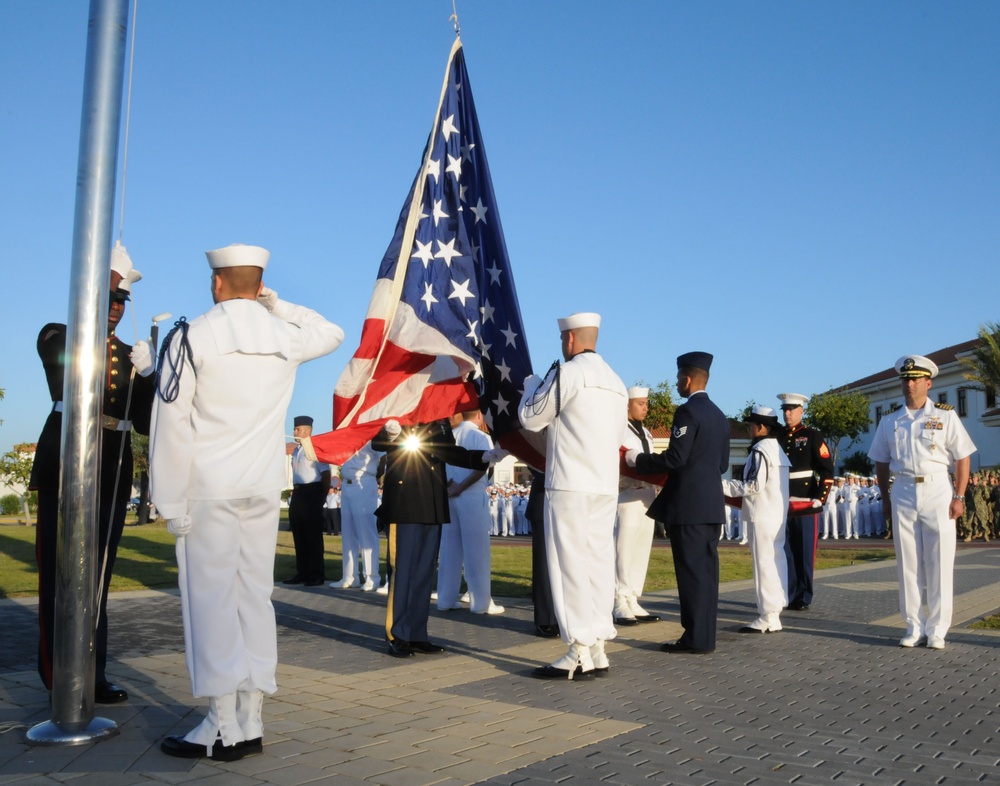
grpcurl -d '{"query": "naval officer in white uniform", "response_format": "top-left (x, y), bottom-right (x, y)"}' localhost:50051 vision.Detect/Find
top-left (519, 312), bottom-right (628, 680)
top-left (151, 243), bottom-right (344, 760)
top-left (868, 354), bottom-right (975, 650)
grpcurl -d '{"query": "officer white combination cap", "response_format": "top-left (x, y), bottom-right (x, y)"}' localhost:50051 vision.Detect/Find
top-left (557, 312), bottom-right (601, 331)
top-left (627, 386), bottom-right (649, 399)
top-left (895, 355), bottom-right (938, 379)
top-left (777, 392), bottom-right (809, 409)
top-left (205, 243), bottom-right (270, 270)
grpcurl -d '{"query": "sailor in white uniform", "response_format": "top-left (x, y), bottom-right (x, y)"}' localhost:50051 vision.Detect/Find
top-left (151, 243), bottom-right (343, 760)
top-left (519, 312), bottom-right (627, 680)
top-left (330, 441), bottom-right (382, 590)
top-left (613, 386), bottom-right (660, 626)
top-left (437, 409), bottom-right (504, 614)
top-left (869, 355), bottom-right (976, 650)
top-left (722, 406), bottom-right (790, 633)
top-left (822, 477), bottom-right (843, 539)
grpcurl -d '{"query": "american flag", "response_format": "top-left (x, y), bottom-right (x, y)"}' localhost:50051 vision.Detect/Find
top-left (311, 38), bottom-right (540, 467)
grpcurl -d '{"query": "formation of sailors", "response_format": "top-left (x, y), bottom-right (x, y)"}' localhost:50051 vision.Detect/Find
top-left (488, 484), bottom-right (532, 536)
top-left (822, 474), bottom-right (886, 540)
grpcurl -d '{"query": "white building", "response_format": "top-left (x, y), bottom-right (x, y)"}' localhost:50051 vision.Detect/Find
top-left (833, 339), bottom-right (999, 472)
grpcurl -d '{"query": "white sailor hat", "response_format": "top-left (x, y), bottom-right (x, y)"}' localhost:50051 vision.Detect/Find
top-left (777, 392), bottom-right (809, 409)
top-left (557, 312), bottom-right (601, 331)
top-left (110, 240), bottom-right (137, 278)
top-left (205, 243), bottom-right (270, 270)
top-left (118, 267), bottom-right (142, 295)
top-left (627, 386), bottom-right (649, 399)
top-left (895, 355), bottom-right (938, 379)
top-left (745, 405), bottom-right (781, 430)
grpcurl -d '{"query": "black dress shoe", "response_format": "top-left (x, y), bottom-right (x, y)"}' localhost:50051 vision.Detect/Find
top-left (531, 665), bottom-right (596, 681)
top-left (659, 641), bottom-right (714, 654)
top-left (409, 640), bottom-right (445, 654)
top-left (160, 735), bottom-right (248, 762)
top-left (738, 626), bottom-right (766, 634)
top-left (534, 624), bottom-right (560, 638)
top-left (95, 681), bottom-right (128, 704)
top-left (282, 575), bottom-right (303, 585)
top-left (239, 737), bottom-right (263, 756)
top-left (303, 578), bottom-right (325, 586)
top-left (614, 616), bottom-right (640, 626)
top-left (387, 639), bottom-right (414, 658)
top-left (786, 600), bottom-right (810, 611)
top-left (634, 614), bottom-right (660, 623)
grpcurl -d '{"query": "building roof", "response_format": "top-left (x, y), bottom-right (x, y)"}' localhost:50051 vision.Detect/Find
top-left (841, 338), bottom-right (980, 390)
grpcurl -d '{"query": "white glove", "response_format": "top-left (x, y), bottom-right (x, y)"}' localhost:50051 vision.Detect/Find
top-left (384, 419), bottom-right (402, 439)
top-left (482, 446), bottom-right (510, 463)
top-left (624, 449), bottom-right (640, 468)
top-left (130, 338), bottom-right (155, 377)
top-left (257, 286), bottom-right (278, 312)
top-left (522, 374), bottom-right (542, 394)
top-left (166, 515), bottom-right (192, 536)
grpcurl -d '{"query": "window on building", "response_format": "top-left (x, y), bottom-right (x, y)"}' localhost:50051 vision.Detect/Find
top-left (987, 386), bottom-right (997, 410)
top-left (958, 388), bottom-right (968, 417)
top-left (875, 405), bottom-right (883, 425)
top-left (938, 392), bottom-right (948, 406)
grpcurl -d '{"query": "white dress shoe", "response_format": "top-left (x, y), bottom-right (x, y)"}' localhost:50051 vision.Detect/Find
top-left (459, 592), bottom-right (470, 603)
top-left (375, 582), bottom-right (389, 595)
top-left (926, 635), bottom-right (945, 650)
top-left (471, 601), bottom-right (505, 615)
top-left (328, 578), bottom-right (356, 589)
top-left (899, 633), bottom-right (927, 648)
top-left (360, 579), bottom-right (375, 592)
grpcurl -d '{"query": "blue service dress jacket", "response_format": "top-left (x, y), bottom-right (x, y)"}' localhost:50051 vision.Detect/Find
top-left (636, 391), bottom-right (730, 526)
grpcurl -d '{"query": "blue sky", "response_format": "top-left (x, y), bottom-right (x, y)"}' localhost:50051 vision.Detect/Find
top-left (2, 1), bottom-right (998, 451)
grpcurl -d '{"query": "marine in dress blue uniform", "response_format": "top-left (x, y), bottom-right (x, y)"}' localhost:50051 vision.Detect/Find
top-left (29, 248), bottom-right (155, 704)
top-left (628, 352), bottom-right (730, 654)
top-left (777, 392), bottom-right (835, 611)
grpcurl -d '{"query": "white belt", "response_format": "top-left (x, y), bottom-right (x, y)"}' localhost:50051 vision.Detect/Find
top-left (52, 402), bottom-right (131, 432)
top-left (789, 470), bottom-right (814, 480)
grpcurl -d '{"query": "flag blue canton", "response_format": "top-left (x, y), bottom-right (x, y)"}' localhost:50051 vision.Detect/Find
top-left (378, 43), bottom-right (532, 437)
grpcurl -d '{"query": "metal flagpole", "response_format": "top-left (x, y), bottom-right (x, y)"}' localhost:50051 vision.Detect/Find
top-left (27, 0), bottom-right (130, 746)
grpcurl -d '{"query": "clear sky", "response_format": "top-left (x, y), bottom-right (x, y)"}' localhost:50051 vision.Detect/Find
top-left (2, 1), bottom-right (998, 452)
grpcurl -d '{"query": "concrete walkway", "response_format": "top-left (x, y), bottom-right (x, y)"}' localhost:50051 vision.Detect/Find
top-left (1, 546), bottom-right (998, 785)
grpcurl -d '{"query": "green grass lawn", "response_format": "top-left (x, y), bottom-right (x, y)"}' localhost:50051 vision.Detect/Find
top-left (1, 519), bottom-right (892, 600)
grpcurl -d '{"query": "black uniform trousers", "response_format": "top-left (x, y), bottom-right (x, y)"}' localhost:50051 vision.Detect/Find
top-left (386, 521), bottom-right (441, 643)
top-left (526, 472), bottom-right (557, 629)
top-left (289, 482), bottom-right (327, 583)
top-left (669, 521), bottom-right (721, 652)
top-left (785, 513), bottom-right (818, 606)
top-left (35, 485), bottom-right (128, 689)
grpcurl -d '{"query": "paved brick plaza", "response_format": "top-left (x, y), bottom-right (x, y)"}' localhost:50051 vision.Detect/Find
top-left (2, 546), bottom-right (998, 785)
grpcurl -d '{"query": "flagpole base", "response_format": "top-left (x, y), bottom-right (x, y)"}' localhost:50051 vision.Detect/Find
top-left (26, 716), bottom-right (119, 746)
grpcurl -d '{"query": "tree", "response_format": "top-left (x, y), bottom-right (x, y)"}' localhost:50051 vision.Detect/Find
top-left (638, 378), bottom-right (677, 432)
top-left (131, 432), bottom-right (154, 524)
top-left (805, 389), bottom-right (871, 469)
top-left (0, 443), bottom-right (35, 522)
top-left (841, 450), bottom-right (874, 476)
top-left (960, 321), bottom-right (1000, 402)
top-left (730, 400), bottom-right (759, 423)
